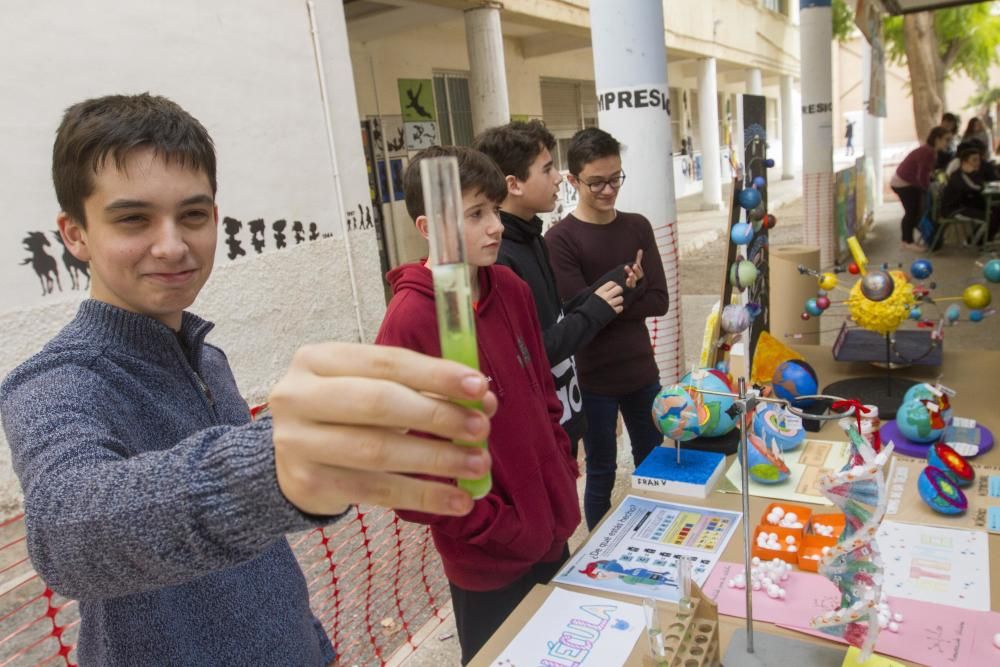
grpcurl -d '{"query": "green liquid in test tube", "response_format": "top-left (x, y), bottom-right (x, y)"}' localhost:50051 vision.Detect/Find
top-left (420, 156), bottom-right (492, 499)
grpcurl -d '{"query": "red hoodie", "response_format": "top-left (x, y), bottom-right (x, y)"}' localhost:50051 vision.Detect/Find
top-left (375, 262), bottom-right (581, 591)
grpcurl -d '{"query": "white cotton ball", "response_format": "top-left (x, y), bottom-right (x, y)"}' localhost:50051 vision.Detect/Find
top-left (792, 522), bottom-right (803, 529)
top-left (785, 512), bottom-right (797, 522)
top-left (728, 579), bottom-right (736, 588)
top-left (752, 557), bottom-right (760, 566)
top-left (778, 588), bottom-right (786, 599)
top-left (888, 622), bottom-right (900, 633)
top-left (992, 632), bottom-right (1000, 649)
top-left (786, 535), bottom-right (796, 544)
top-left (752, 581), bottom-right (761, 591)
top-left (878, 617), bottom-right (888, 629)
top-left (788, 545), bottom-right (798, 553)
top-left (773, 507), bottom-right (786, 517)
top-left (767, 587), bottom-right (780, 599)
top-left (822, 546), bottom-right (831, 555)
top-left (893, 612), bottom-right (903, 623)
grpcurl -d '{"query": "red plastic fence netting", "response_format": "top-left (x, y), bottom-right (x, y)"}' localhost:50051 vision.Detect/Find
top-left (0, 509), bottom-right (451, 666)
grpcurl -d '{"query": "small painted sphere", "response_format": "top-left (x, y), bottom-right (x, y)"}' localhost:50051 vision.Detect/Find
top-left (816, 296), bottom-right (831, 310)
top-left (962, 284), bottom-right (992, 310)
top-left (896, 398), bottom-right (945, 444)
top-left (901, 384), bottom-right (953, 424)
top-left (984, 258), bottom-right (1000, 284)
top-left (742, 433), bottom-right (790, 484)
top-left (753, 405), bottom-right (806, 452)
top-left (970, 309), bottom-right (985, 323)
top-left (818, 272), bottom-right (838, 291)
top-left (910, 259), bottom-right (933, 280)
top-left (652, 385), bottom-right (706, 441)
top-left (946, 304), bottom-right (961, 322)
top-left (720, 304), bottom-right (752, 333)
top-left (753, 175), bottom-right (766, 188)
top-left (860, 270), bottom-right (895, 302)
top-left (731, 222), bottom-right (754, 245)
top-left (918, 466), bottom-right (968, 515)
top-left (805, 298), bottom-right (823, 317)
top-left (730, 260), bottom-right (759, 289)
top-left (679, 369), bottom-right (737, 438)
top-left (771, 359), bottom-right (819, 407)
top-left (765, 158), bottom-right (775, 168)
top-left (801, 312), bottom-right (810, 320)
top-left (739, 188), bottom-right (762, 210)
top-left (764, 214), bottom-right (776, 229)
top-left (748, 205), bottom-right (766, 222)
top-left (848, 263), bottom-right (860, 275)
top-left (909, 307), bottom-right (922, 320)
top-left (927, 443), bottom-right (974, 487)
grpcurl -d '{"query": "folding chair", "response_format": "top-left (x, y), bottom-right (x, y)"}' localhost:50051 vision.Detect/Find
top-left (926, 181), bottom-right (987, 253)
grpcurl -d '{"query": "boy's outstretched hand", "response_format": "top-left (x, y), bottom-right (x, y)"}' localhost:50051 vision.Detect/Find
top-left (269, 343), bottom-right (496, 518)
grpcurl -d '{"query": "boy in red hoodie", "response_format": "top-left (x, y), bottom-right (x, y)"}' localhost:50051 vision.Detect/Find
top-left (375, 146), bottom-right (581, 664)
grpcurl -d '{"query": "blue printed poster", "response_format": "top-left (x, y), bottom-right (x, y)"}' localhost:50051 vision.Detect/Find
top-left (553, 496), bottom-right (741, 603)
top-left (491, 588), bottom-right (644, 667)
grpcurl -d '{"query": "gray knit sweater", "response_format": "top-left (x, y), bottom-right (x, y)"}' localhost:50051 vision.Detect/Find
top-left (0, 300), bottom-right (339, 666)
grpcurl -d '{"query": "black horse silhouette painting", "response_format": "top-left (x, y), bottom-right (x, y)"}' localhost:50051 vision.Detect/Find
top-left (21, 231), bottom-right (61, 296)
top-left (52, 231), bottom-right (90, 290)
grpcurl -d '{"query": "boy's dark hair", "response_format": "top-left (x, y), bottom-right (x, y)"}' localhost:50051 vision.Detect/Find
top-left (925, 126), bottom-right (949, 147)
top-left (53, 93), bottom-right (217, 226)
top-left (403, 145), bottom-right (507, 220)
top-left (567, 128), bottom-right (621, 175)
top-left (957, 138), bottom-right (987, 156)
top-left (941, 112), bottom-right (959, 128)
top-left (958, 146), bottom-right (981, 162)
top-left (473, 120), bottom-right (555, 182)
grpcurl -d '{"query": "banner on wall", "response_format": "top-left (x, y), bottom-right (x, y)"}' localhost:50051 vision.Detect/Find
top-left (397, 79), bottom-right (440, 151)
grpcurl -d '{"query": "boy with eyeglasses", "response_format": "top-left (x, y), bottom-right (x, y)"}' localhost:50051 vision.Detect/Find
top-left (545, 127), bottom-right (669, 530)
top-left (474, 121), bottom-right (635, 454)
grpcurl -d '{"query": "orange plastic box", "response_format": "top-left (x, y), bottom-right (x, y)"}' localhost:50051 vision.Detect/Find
top-left (798, 513), bottom-right (845, 571)
top-left (759, 502), bottom-right (812, 531)
top-left (751, 525), bottom-right (803, 565)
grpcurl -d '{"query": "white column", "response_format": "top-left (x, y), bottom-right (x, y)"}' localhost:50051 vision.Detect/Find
top-left (310, 0), bottom-right (385, 341)
top-left (698, 58), bottom-right (723, 210)
top-left (863, 41), bottom-right (885, 206)
top-left (746, 67), bottom-right (763, 96)
top-left (799, 0), bottom-right (836, 267)
top-left (789, 0), bottom-right (800, 25)
top-left (464, 2), bottom-right (510, 135)
top-left (780, 74), bottom-right (798, 180)
top-left (589, 0), bottom-right (682, 384)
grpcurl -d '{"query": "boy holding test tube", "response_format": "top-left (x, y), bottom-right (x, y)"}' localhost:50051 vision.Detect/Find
top-left (374, 145), bottom-right (580, 664)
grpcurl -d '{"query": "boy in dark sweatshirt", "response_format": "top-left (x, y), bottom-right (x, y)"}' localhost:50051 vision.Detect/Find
top-left (0, 94), bottom-right (495, 666)
top-left (546, 128), bottom-right (670, 530)
top-left (942, 146), bottom-right (1000, 241)
top-left (375, 145), bottom-right (580, 664)
top-left (474, 120), bottom-right (635, 453)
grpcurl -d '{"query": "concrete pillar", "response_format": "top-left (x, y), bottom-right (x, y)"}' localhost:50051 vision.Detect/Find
top-left (780, 74), bottom-right (798, 180)
top-left (698, 58), bottom-right (723, 210)
top-left (863, 41), bottom-right (885, 206)
top-left (799, 0), bottom-right (836, 267)
top-left (746, 68), bottom-right (763, 96)
top-left (464, 2), bottom-right (510, 135)
top-left (789, 0), bottom-right (800, 25)
top-left (589, 0), bottom-right (682, 384)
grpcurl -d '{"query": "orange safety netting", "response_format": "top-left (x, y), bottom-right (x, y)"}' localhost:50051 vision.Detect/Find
top-left (0, 509), bottom-right (450, 666)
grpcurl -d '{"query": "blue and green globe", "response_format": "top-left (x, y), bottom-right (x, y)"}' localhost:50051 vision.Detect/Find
top-left (652, 385), bottom-right (707, 442)
top-left (771, 360), bottom-right (819, 407)
top-left (901, 383), bottom-right (953, 424)
top-left (896, 398), bottom-right (946, 444)
top-left (679, 369), bottom-right (737, 438)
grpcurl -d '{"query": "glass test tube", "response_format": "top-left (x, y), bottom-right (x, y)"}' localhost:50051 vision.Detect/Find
top-left (420, 156), bottom-right (492, 499)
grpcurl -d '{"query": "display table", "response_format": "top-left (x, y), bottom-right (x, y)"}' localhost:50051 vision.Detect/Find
top-left (469, 345), bottom-right (1000, 667)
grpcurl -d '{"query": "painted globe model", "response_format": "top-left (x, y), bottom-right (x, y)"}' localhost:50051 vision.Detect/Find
top-left (753, 405), bottom-right (805, 451)
top-left (901, 383), bottom-right (953, 424)
top-left (652, 385), bottom-right (707, 442)
top-left (771, 359), bottom-right (818, 407)
top-left (896, 398), bottom-right (945, 444)
top-left (679, 369), bottom-right (737, 438)
top-left (720, 304), bottom-right (752, 333)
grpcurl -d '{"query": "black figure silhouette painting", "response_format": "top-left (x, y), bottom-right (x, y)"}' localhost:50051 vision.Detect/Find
top-left (292, 220), bottom-right (305, 244)
top-left (52, 231), bottom-right (89, 290)
top-left (223, 217), bottom-right (246, 260)
top-left (21, 231), bottom-right (61, 296)
top-left (273, 219), bottom-right (287, 249)
top-left (248, 219), bottom-right (266, 253)
top-left (398, 79), bottom-right (436, 122)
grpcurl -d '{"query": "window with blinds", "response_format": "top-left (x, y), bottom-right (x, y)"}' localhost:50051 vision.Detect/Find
top-left (541, 78), bottom-right (597, 171)
top-left (433, 73), bottom-right (474, 146)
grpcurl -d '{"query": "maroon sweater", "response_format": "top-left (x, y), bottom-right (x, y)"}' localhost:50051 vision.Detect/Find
top-left (545, 211), bottom-right (670, 395)
top-left (894, 144), bottom-right (936, 190)
top-left (375, 263), bottom-right (580, 591)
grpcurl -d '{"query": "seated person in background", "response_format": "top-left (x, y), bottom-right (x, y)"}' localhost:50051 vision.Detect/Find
top-left (935, 112), bottom-right (961, 170)
top-left (375, 145), bottom-right (580, 665)
top-left (942, 146), bottom-right (1000, 241)
top-left (945, 139), bottom-right (998, 180)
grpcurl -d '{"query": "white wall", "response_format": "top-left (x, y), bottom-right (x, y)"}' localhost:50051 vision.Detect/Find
top-left (0, 0), bottom-right (386, 514)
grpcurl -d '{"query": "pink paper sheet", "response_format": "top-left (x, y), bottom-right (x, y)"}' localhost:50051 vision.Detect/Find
top-left (703, 561), bottom-right (1000, 667)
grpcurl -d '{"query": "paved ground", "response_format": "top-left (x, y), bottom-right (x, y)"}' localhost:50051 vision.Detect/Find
top-left (398, 173), bottom-right (1000, 666)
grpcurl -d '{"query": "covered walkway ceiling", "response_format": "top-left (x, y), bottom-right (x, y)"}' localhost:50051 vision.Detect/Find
top-left (880, 0), bottom-right (990, 14)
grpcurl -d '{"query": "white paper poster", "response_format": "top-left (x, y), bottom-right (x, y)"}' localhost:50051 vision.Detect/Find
top-left (877, 520), bottom-right (991, 611)
top-left (491, 588), bottom-right (644, 667)
top-left (553, 496), bottom-right (741, 603)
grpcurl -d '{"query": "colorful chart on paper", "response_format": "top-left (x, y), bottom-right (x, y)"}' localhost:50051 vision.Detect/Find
top-left (553, 496), bottom-right (741, 603)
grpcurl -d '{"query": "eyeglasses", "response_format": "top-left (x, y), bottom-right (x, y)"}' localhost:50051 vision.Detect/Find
top-left (575, 171), bottom-right (626, 194)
